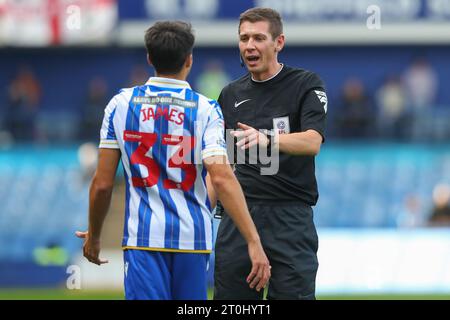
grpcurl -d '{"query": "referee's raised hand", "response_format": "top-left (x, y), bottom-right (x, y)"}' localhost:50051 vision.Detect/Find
top-left (231, 122), bottom-right (270, 149)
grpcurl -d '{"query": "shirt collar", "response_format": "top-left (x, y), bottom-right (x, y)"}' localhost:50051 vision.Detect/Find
top-left (251, 64), bottom-right (284, 83)
top-left (145, 77), bottom-right (191, 89)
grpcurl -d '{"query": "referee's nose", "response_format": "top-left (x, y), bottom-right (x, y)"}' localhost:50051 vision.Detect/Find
top-left (245, 38), bottom-right (257, 51)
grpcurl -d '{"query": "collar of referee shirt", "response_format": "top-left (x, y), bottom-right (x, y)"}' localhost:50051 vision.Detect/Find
top-left (146, 77), bottom-right (191, 89)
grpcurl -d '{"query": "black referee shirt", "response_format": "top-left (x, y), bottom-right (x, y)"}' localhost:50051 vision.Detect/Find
top-left (218, 65), bottom-right (327, 206)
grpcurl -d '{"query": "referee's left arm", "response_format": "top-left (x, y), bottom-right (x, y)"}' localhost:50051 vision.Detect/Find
top-left (233, 85), bottom-right (327, 156)
top-left (232, 125), bottom-right (323, 156)
top-left (276, 129), bottom-right (322, 156)
top-left (277, 84), bottom-right (327, 155)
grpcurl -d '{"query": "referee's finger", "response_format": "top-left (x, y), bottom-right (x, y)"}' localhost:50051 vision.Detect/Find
top-left (231, 129), bottom-right (251, 138)
top-left (231, 128), bottom-right (254, 138)
top-left (245, 138), bottom-right (259, 149)
top-left (249, 265), bottom-right (264, 290)
top-left (237, 132), bottom-right (258, 148)
top-left (240, 131), bottom-right (258, 146)
top-left (257, 265), bottom-right (271, 291)
top-left (246, 265), bottom-right (258, 285)
top-left (230, 130), bottom-right (244, 138)
top-left (237, 122), bottom-right (252, 130)
top-left (236, 135), bottom-right (250, 147)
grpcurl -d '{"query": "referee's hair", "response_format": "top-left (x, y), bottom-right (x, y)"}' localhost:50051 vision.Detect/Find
top-left (239, 7), bottom-right (283, 40)
top-left (145, 21), bottom-right (195, 75)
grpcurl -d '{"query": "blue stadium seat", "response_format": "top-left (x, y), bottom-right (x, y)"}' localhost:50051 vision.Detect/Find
top-left (0, 147), bottom-right (88, 262)
top-left (0, 143), bottom-right (449, 264)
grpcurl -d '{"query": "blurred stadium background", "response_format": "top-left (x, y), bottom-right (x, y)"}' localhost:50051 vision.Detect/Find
top-left (1, 0), bottom-right (450, 300)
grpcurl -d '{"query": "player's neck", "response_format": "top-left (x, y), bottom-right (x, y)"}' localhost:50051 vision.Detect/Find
top-left (155, 71), bottom-right (187, 82)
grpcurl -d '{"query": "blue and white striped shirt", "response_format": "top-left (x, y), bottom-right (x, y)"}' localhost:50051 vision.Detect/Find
top-left (99, 77), bottom-right (227, 253)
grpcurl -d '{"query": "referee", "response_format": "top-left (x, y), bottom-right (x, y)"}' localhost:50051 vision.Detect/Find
top-left (213, 8), bottom-right (327, 300)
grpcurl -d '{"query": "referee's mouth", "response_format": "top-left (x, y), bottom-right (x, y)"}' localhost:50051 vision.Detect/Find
top-left (246, 55), bottom-right (260, 67)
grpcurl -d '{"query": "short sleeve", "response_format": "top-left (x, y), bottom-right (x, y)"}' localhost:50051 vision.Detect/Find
top-left (301, 79), bottom-right (328, 142)
top-left (201, 101), bottom-right (228, 160)
top-left (99, 96), bottom-right (120, 149)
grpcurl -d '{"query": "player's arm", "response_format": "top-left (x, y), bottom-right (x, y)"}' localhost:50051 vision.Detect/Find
top-left (205, 173), bottom-right (217, 209)
top-left (205, 91), bottom-right (225, 211)
top-left (205, 165), bottom-right (236, 210)
top-left (204, 156), bottom-right (271, 291)
top-left (76, 148), bottom-right (120, 265)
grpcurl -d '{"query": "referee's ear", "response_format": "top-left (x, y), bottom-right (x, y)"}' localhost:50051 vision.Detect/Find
top-left (275, 34), bottom-right (285, 53)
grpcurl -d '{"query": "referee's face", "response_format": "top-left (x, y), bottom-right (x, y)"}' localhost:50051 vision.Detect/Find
top-left (239, 21), bottom-right (281, 80)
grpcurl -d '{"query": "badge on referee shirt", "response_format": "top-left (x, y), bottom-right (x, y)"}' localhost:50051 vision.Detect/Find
top-left (273, 116), bottom-right (290, 134)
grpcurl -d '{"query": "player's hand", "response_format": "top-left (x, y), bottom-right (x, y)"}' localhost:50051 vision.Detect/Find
top-left (75, 230), bottom-right (109, 265)
top-left (231, 122), bottom-right (270, 150)
top-left (246, 240), bottom-right (271, 292)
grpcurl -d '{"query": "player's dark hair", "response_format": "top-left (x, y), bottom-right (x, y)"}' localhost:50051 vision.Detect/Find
top-left (239, 7), bottom-right (283, 40)
top-left (144, 21), bottom-right (194, 75)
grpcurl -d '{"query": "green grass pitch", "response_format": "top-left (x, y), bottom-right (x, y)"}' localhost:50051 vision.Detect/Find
top-left (0, 288), bottom-right (449, 300)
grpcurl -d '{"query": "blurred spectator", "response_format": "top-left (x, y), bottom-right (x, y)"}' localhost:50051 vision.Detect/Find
top-left (128, 64), bottom-right (150, 87)
top-left (375, 75), bottom-right (408, 139)
top-left (195, 60), bottom-right (231, 100)
top-left (33, 242), bottom-right (69, 266)
top-left (334, 78), bottom-right (374, 138)
top-left (396, 194), bottom-right (425, 228)
top-left (403, 57), bottom-right (438, 111)
top-left (402, 57), bottom-right (439, 141)
top-left (77, 142), bottom-right (98, 184)
top-left (6, 66), bottom-right (42, 141)
top-left (428, 183), bottom-right (450, 226)
top-left (80, 77), bottom-right (108, 142)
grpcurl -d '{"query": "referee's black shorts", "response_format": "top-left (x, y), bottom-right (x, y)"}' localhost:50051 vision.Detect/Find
top-left (214, 202), bottom-right (319, 300)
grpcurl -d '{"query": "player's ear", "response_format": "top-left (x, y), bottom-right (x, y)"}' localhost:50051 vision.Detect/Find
top-left (185, 54), bottom-right (193, 68)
